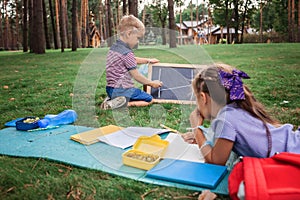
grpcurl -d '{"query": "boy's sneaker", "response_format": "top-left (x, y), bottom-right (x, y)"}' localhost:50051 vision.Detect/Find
top-left (100, 96), bottom-right (127, 110)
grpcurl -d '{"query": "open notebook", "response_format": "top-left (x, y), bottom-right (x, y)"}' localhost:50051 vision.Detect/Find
top-left (146, 159), bottom-right (227, 189)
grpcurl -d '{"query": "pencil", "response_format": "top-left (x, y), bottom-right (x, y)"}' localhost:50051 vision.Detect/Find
top-left (160, 124), bottom-right (179, 133)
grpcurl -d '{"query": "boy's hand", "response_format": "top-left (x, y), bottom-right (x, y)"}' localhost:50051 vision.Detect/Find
top-left (148, 58), bottom-right (160, 64)
top-left (149, 80), bottom-right (163, 88)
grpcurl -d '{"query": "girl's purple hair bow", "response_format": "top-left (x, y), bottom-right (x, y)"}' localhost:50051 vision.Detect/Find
top-left (218, 69), bottom-right (250, 100)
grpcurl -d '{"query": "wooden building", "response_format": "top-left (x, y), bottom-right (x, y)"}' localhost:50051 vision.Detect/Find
top-left (89, 12), bottom-right (101, 48)
top-left (176, 17), bottom-right (242, 45)
top-left (176, 19), bottom-right (209, 45)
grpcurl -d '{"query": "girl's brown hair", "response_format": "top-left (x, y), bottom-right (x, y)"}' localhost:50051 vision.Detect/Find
top-left (193, 64), bottom-right (279, 125)
top-left (193, 64), bottom-right (280, 157)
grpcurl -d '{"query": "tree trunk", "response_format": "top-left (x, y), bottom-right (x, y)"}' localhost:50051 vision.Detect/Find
top-left (162, 25), bottom-right (166, 45)
top-left (4, 0), bottom-right (9, 50)
top-left (81, 0), bottom-right (87, 47)
top-left (168, 0), bottom-right (176, 48)
top-left (15, 0), bottom-right (20, 50)
top-left (291, 0), bottom-right (295, 42)
top-left (99, 1), bottom-right (104, 42)
top-left (32, 0), bottom-right (45, 54)
top-left (23, 0), bottom-right (28, 52)
top-left (105, 0), bottom-right (113, 47)
top-left (298, 0), bottom-right (300, 42)
top-left (0, 4), bottom-right (2, 49)
top-left (240, 0), bottom-right (250, 44)
top-left (49, 0), bottom-right (58, 49)
top-left (128, 0), bottom-right (137, 17)
top-left (59, 0), bottom-right (66, 52)
top-left (29, 0), bottom-right (34, 52)
top-left (86, 1), bottom-right (90, 47)
top-left (72, 0), bottom-right (77, 51)
top-left (76, 11), bottom-right (81, 47)
top-left (111, 6), bottom-right (116, 36)
top-left (55, 0), bottom-right (61, 48)
top-left (225, 0), bottom-right (229, 44)
top-left (65, 0), bottom-right (70, 48)
top-left (115, 0), bottom-right (120, 28)
top-left (260, 2), bottom-right (263, 43)
top-left (122, 0), bottom-right (127, 15)
top-left (42, 0), bottom-right (51, 49)
top-left (233, 0), bottom-right (239, 43)
top-left (288, 0), bottom-right (292, 42)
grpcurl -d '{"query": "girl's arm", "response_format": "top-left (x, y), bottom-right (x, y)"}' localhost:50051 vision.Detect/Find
top-left (194, 127), bottom-right (233, 165)
top-left (188, 108), bottom-right (234, 165)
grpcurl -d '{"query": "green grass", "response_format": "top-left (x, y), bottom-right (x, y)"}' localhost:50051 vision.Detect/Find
top-left (0, 43), bottom-right (299, 199)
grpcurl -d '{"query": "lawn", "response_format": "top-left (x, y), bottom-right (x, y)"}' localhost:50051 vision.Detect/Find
top-left (0, 43), bottom-right (299, 199)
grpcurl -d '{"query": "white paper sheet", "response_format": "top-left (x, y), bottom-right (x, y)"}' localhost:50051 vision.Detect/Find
top-left (97, 127), bottom-right (168, 149)
top-left (163, 133), bottom-right (204, 163)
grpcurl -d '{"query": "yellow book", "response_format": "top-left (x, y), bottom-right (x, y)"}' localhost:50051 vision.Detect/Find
top-left (70, 125), bottom-right (123, 145)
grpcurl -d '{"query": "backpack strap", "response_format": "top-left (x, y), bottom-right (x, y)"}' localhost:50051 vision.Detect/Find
top-left (228, 161), bottom-right (244, 200)
top-left (243, 157), bottom-right (270, 200)
top-left (272, 152), bottom-right (300, 166)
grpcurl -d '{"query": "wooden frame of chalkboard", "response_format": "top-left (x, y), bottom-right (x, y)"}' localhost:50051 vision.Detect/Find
top-left (146, 63), bottom-right (205, 104)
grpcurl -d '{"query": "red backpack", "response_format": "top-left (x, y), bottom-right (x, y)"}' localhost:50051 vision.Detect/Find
top-left (228, 152), bottom-right (300, 200)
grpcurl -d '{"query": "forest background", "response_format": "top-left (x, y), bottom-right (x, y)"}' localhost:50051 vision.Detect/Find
top-left (0, 0), bottom-right (299, 53)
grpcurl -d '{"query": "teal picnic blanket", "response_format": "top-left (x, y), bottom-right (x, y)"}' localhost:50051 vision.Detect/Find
top-left (0, 125), bottom-right (229, 195)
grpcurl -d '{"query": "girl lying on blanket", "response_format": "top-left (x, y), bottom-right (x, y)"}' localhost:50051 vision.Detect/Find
top-left (182, 64), bottom-right (300, 166)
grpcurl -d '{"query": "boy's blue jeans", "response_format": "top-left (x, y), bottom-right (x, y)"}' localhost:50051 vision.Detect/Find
top-left (106, 86), bottom-right (153, 102)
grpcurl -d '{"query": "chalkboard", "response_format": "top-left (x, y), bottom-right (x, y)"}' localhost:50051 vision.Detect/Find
top-left (147, 63), bottom-right (205, 104)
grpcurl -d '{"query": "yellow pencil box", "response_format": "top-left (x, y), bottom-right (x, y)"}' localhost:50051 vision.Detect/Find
top-left (122, 134), bottom-right (169, 170)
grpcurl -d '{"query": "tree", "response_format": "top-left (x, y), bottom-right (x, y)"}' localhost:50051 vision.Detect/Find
top-left (289, 0), bottom-right (296, 42)
top-left (3, 0), bottom-right (9, 50)
top-left (42, 0), bottom-right (51, 49)
top-left (64, 0), bottom-right (70, 48)
top-left (81, 0), bottom-right (88, 47)
top-left (240, 0), bottom-right (251, 43)
top-left (49, 0), bottom-right (58, 49)
top-left (175, 2), bottom-right (207, 23)
top-left (0, 2), bottom-right (2, 49)
top-left (71, 0), bottom-right (77, 51)
top-left (210, 0), bottom-right (256, 44)
top-left (122, 0), bottom-right (127, 15)
top-left (128, 0), bottom-right (138, 17)
top-left (168, 0), bottom-right (176, 48)
top-left (29, 0), bottom-right (34, 51)
top-left (251, 0), bottom-right (288, 40)
top-left (149, 1), bottom-right (168, 45)
top-left (225, 0), bottom-right (230, 44)
top-left (22, 0), bottom-right (28, 52)
top-left (32, 0), bottom-right (45, 54)
top-left (209, 0), bottom-right (231, 43)
top-left (15, 0), bottom-right (20, 50)
top-left (105, 0), bottom-right (113, 47)
top-left (59, 0), bottom-right (67, 52)
top-left (55, 0), bottom-right (61, 48)
top-left (99, 1), bottom-right (105, 41)
top-left (232, 0), bottom-right (239, 43)
top-left (298, 0), bottom-right (300, 42)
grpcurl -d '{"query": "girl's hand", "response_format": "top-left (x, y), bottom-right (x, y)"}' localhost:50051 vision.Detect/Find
top-left (190, 108), bottom-right (204, 127)
top-left (182, 132), bottom-right (197, 144)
